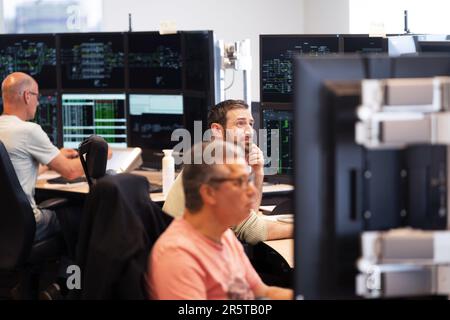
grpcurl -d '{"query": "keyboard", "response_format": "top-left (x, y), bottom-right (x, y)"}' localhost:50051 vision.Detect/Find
top-left (148, 183), bottom-right (163, 193)
top-left (47, 176), bottom-right (87, 184)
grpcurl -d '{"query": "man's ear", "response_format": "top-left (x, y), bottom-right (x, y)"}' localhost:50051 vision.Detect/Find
top-left (210, 123), bottom-right (224, 139)
top-left (22, 91), bottom-right (30, 105)
top-left (199, 184), bottom-right (217, 206)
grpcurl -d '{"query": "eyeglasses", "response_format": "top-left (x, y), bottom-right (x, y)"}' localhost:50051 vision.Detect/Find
top-left (27, 91), bottom-right (41, 99)
top-left (208, 173), bottom-right (254, 189)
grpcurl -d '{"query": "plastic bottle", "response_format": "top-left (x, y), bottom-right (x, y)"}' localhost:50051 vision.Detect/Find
top-left (162, 149), bottom-right (175, 196)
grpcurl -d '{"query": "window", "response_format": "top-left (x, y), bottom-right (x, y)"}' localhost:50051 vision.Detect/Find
top-left (3, 0), bottom-right (102, 34)
top-left (350, 0), bottom-right (450, 35)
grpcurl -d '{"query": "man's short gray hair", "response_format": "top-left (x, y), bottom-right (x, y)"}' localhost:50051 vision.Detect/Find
top-left (1, 72), bottom-right (35, 102)
top-left (182, 140), bottom-right (245, 213)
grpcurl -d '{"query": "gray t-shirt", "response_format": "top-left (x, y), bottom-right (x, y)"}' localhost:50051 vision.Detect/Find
top-left (0, 115), bottom-right (60, 223)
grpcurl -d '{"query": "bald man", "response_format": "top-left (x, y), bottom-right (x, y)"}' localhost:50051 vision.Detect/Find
top-left (0, 72), bottom-right (85, 242)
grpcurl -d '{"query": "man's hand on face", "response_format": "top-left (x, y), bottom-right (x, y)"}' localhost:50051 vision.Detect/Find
top-left (248, 144), bottom-right (265, 175)
top-left (60, 148), bottom-right (79, 159)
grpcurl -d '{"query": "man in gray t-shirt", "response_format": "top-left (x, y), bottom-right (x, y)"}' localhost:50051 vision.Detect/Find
top-left (163, 100), bottom-right (293, 244)
top-left (0, 72), bottom-right (85, 241)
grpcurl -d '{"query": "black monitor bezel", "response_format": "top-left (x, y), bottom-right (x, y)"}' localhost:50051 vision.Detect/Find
top-left (293, 53), bottom-right (450, 300)
top-left (0, 33), bottom-right (58, 90)
top-left (58, 32), bottom-right (127, 91)
top-left (259, 34), bottom-right (341, 104)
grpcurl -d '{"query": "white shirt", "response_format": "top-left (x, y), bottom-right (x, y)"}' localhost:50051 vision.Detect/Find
top-left (0, 115), bottom-right (59, 223)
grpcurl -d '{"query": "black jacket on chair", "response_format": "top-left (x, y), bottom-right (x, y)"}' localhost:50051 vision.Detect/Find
top-left (74, 173), bottom-right (173, 300)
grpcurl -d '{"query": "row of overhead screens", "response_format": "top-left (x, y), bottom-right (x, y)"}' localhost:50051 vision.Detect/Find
top-left (0, 32), bottom-right (447, 170)
top-left (260, 33), bottom-right (450, 180)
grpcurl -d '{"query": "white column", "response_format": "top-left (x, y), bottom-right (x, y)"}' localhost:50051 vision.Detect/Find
top-left (0, 0), bottom-right (5, 34)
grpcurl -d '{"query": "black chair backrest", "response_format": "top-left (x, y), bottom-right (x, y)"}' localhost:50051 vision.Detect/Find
top-left (78, 135), bottom-right (108, 187)
top-left (0, 140), bottom-right (36, 270)
top-left (75, 174), bottom-right (173, 299)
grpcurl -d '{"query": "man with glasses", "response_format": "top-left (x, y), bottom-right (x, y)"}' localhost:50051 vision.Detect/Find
top-left (149, 140), bottom-right (293, 300)
top-left (0, 72), bottom-right (84, 242)
top-left (163, 100), bottom-right (293, 244)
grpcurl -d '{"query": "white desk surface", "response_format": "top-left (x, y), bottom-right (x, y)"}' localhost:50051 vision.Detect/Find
top-left (36, 170), bottom-right (166, 202)
top-left (37, 171), bottom-right (293, 203)
top-left (262, 183), bottom-right (294, 194)
top-left (263, 239), bottom-right (294, 268)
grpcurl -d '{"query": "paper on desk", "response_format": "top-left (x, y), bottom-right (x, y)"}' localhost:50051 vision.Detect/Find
top-left (260, 205), bottom-right (276, 213)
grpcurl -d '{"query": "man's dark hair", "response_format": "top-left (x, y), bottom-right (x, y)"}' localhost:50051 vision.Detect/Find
top-left (207, 99), bottom-right (249, 128)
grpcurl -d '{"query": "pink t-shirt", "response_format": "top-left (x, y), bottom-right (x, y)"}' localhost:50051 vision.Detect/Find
top-left (148, 218), bottom-right (264, 300)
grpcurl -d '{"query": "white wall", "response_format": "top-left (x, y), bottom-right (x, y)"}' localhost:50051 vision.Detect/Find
top-left (102, 0), bottom-right (305, 102)
top-left (0, 0), bottom-right (4, 33)
top-left (304, 0), bottom-right (350, 34)
top-left (349, 0), bottom-right (450, 34)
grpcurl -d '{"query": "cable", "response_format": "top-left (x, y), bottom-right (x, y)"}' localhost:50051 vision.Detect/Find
top-left (224, 69), bottom-right (235, 91)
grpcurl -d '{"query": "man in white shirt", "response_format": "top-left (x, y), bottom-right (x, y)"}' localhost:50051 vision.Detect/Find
top-left (0, 72), bottom-right (85, 241)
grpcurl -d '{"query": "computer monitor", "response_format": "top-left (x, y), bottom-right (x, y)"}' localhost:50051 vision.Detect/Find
top-left (388, 35), bottom-right (418, 56)
top-left (0, 34), bottom-right (57, 89)
top-left (127, 32), bottom-right (182, 90)
top-left (260, 35), bottom-right (340, 103)
top-left (182, 31), bottom-right (215, 92)
top-left (293, 54), bottom-right (450, 299)
top-left (342, 35), bottom-right (387, 54)
top-left (59, 33), bottom-right (125, 89)
top-left (418, 41), bottom-right (450, 53)
top-left (35, 94), bottom-right (59, 145)
top-left (0, 93), bottom-right (59, 145)
top-left (128, 94), bottom-right (184, 167)
top-left (260, 107), bottom-right (293, 179)
top-left (62, 93), bottom-right (127, 149)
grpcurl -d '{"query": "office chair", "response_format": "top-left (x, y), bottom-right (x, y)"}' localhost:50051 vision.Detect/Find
top-left (74, 173), bottom-right (173, 300)
top-left (78, 135), bottom-right (108, 188)
top-left (0, 141), bottom-right (66, 300)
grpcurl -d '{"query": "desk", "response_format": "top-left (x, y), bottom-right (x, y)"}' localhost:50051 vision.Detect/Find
top-left (260, 183), bottom-right (293, 206)
top-left (262, 184), bottom-right (294, 194)
top-left (36, 170), bottom-right (166, 203)
top-left (36, 171), bottom-right (294, 204)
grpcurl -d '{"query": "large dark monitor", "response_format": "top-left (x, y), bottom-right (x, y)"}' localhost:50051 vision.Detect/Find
top-left (0, 34), bottom-right (57, 89)
top-left (260, 35), bottom-right (340, 103)
top-left (128, 94), bottom-right (184, 167)
top-left (35, 93), bottom-right (59, 145)
top-left (260, 106), bottom-right (293, 178)
top-left (418, 41), bottom-right (450, 53)
top-left (293, 54), bottom-right (450, 300)
top-left (62, 93), bottom-right (127, 149)
top-left (0, 93), bottom-right (59, 145)
top-left (388, 35), bottom-right (418, 56)
top-left (342, 35), bottom-right (387, 53)
top-left (182, 31), bottom-right (215, 92)
top-left (59, 33), bottom-right (125, 89)
top-left (127, 32), bottom-right (182, 90)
